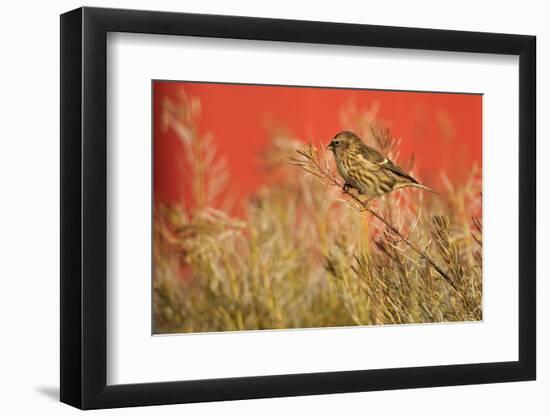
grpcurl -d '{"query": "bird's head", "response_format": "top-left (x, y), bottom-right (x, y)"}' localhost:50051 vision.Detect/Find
top-left (326, 131), bottom-right (361, 153)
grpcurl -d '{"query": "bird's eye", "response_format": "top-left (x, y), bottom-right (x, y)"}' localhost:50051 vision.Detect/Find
top-left (333, 140), bottom-right (340, 146)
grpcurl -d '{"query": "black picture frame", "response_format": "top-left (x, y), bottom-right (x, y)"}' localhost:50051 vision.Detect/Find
top-left (60, 6), bottom-right (536, 410)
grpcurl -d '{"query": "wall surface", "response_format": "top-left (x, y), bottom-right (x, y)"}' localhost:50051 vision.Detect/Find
top-left (0, 0), bottom-right (545, 415)
top-left (153, 81), bottom-right (482, 208)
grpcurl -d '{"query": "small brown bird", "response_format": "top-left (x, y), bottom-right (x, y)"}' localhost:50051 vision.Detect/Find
top-left (327, 131), bottom-right (437, 201)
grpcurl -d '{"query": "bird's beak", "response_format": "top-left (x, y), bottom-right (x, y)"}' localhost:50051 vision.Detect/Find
top-left (326, 142), bottom-right (334, 151)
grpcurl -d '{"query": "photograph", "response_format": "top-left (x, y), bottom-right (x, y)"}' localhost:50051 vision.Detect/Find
top-left (152, 80), bottom-right (483, 334)
top-left (1, 0), bottom-right (542, 414)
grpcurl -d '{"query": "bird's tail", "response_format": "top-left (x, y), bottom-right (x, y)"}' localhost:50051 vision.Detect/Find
top-left (405, 182), bottom-right (439, 195)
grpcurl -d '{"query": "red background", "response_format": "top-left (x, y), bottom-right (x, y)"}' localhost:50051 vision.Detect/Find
top-left (154, 81), bottom-right (482, 208)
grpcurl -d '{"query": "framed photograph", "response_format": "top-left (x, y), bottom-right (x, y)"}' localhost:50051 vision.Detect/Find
top-left (60, 6), bottom-right (536, 409)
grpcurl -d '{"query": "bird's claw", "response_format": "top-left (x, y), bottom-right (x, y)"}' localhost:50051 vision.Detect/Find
top-left (358, 197), bottom-right (374, 210)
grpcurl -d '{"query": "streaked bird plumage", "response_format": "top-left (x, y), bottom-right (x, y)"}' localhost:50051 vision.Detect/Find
top-left (327, 131), bottom-right (437, 200)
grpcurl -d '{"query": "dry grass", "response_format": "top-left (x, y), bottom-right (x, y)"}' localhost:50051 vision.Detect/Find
top-left (153, 92), bottom-right (482, 334)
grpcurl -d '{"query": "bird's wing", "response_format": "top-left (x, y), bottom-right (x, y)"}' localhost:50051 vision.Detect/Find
top-left (357, 142), bottom-right (418, 184)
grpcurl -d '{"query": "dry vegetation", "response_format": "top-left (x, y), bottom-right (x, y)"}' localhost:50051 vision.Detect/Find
top-left (153, 91), bottom-right (482, 334)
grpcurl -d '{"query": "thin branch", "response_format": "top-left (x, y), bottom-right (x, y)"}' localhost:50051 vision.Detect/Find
top-left (289, 143), bottom-right (464, 298)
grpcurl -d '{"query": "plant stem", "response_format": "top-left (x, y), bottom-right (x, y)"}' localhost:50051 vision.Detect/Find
top-left (292, 145), bottom-right (467, 302)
